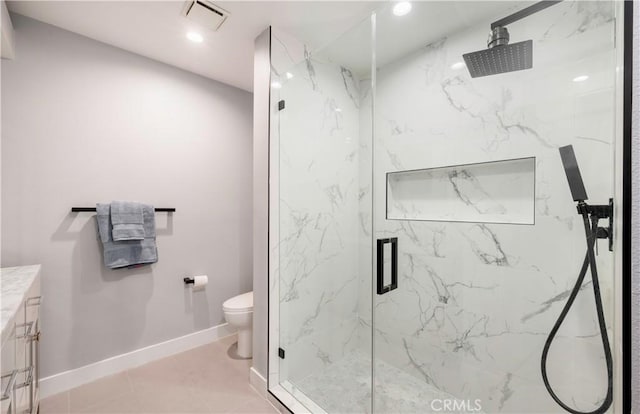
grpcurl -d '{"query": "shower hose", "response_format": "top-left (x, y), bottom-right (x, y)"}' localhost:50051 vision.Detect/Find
top-left (541, 211), bottom-right (613, 414)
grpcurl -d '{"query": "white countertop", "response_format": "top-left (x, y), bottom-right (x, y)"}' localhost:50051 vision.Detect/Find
top-left (1, 265), bottom-right (41, 346)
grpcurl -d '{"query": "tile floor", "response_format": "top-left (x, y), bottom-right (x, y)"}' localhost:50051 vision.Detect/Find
top-left (294, 350), bottom-right (461, 414)
top-left (39, 335), bottom-right (278, 414)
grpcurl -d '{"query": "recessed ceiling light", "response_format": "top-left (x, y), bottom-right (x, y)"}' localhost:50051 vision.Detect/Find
top-left (286, 72), bottom-right (294, 79)
top-left (186, 32), bottom-right (203, 43)
top-left (573, 75), bottom-right (589, 82)
top-left (335, 108), bottom-right (342, 112)
top-left (271, 81), bottom-right (282, 89)
top-left (451, 61), bottom-right (466, 70)
top-left (393, 2), bottom-right (412, 16)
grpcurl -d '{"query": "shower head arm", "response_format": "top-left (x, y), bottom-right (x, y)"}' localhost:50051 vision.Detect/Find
top-left (490, 1), bottom-right (563, 30)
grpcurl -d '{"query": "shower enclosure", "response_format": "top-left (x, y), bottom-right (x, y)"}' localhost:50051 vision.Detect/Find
top-left (267, 1), bottom-right (628, 412)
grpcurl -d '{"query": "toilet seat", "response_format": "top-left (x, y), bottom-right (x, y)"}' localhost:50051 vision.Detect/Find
top-left (223, 291), bottom-right (253, 313)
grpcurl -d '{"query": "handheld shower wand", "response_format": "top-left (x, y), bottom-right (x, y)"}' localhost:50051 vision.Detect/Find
top-left (541, 145), bottom-right (613, 414)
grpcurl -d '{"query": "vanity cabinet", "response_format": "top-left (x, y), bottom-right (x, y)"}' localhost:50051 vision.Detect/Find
top-left (1, 322), bottom-right (16, 414)
top-left (1, 266), bottom-right (41, 414)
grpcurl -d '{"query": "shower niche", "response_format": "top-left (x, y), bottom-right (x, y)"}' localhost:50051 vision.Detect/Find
top-left (386, 157), bottom-right (536, 224)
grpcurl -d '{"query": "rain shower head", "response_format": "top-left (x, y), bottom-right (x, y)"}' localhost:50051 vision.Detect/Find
top-left (559, 145), bottom-right (588, 202)
top-left (463, 1), bottom-right (562, 78)
top-left (462, 38), bottom-right (532, 78)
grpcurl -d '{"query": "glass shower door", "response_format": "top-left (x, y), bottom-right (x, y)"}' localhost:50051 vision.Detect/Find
top-left (272, 17), bottom-right (375, 413)
top-left (371, 1), bottom-right (620, 413)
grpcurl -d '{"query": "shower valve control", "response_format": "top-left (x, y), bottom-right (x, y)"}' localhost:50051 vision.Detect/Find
top-left (576, 200), bottom-right (612, 219)
top-left (576, 198), bottom-right (614, 252)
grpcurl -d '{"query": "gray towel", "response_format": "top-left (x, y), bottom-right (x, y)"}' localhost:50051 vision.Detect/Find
top-left (96, 203), bottom-right (158, 269)
top-left (111, 201), bottom-right (145, 241)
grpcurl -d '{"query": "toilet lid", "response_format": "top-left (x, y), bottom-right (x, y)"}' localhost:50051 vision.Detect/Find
top-left (223, 291), bottom-right (253, 312)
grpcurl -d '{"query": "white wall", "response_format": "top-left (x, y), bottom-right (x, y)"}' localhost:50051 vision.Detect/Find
top-left (0, 1), bottom-right (15, 59)
top-left (1, 14), bottom-right (253, 378)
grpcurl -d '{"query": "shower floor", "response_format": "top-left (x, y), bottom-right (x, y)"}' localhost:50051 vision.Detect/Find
top-left (293, 350), bottom-right (467, 414)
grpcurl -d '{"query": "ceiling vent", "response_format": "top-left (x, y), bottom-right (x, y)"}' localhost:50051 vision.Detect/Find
top-left (184, 1), bottom-right (229, 32)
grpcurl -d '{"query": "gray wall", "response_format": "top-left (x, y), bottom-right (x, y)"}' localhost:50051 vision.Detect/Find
top-left (632, 1), bottom-right (639, 412)
top-left (251, 28), bottom-right (270, 380)
top-left (1, 14), bottom-right (253, 378)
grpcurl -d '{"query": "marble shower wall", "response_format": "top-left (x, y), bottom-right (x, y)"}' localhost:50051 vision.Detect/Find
top-left (367, 1), bottom-right (620, 413)
top-left (270, 28), bottom-right (364, 384)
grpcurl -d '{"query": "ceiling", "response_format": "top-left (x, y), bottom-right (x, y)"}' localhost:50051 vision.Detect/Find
top-left (321, 1), bottom-right (530, 76)
top-left (7, 1), bottom-right (528, 92)
top-left (7, 1), bottom-right (382, 92)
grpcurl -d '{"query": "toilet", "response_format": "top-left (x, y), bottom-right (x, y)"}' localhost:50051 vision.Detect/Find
top-left (223, 291), bottom-right (253, 358)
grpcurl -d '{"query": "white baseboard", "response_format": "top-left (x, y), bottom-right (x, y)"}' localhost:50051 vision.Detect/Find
top-left (249, 366), bottom-right (267, 398)
top-left (40, 323), bottom-right (236, 399)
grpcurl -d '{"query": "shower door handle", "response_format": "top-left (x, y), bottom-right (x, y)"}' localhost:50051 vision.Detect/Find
top-left (377, 238), bottom-right (398, 295)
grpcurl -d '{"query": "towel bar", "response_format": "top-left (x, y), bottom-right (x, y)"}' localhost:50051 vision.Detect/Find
top-left (71, 207), bottom-right (175, 212)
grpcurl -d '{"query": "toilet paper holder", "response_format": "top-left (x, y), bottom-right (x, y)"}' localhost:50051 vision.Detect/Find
top-left (184, 275), bottom-right (208, 289)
